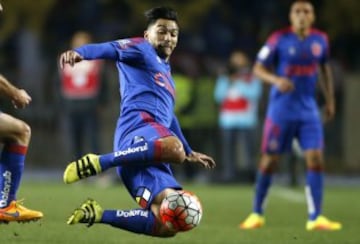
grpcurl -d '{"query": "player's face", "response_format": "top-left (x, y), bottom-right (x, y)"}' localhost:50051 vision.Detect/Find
top-left (144, 19), bottom-right (179, 60)
top-left (290, 2), bottom-right (315, 32)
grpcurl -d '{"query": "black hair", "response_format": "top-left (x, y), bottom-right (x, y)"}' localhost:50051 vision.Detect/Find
top-left (144, 6), bottom-right (178, 27)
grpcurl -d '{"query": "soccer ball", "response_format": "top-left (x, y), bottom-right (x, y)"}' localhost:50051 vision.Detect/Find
top-left (159, 190), bottom-right (202, 232)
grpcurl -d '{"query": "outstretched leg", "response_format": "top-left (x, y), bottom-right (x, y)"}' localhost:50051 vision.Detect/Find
top-left (67, 189), bottom-right (188, 237)
top-left (64, 136), bottom-right (185, 184)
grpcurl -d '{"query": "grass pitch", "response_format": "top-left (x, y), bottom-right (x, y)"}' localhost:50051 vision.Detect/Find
top-left (0, 179), bottom-right (359, 244)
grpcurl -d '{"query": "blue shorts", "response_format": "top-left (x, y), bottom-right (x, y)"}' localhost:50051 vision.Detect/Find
top-left (114, 111), bottom-right (182, 209)
top-left (261, 116), bottom-right (324, 154)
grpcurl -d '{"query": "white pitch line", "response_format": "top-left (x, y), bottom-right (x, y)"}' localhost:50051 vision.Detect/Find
top-left (272, 186), bottom-right (306, 203)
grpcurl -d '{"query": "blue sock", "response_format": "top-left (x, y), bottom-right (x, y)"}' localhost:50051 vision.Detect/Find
top-left (101, 208), bottom-right (158, 236)
top-left (305, 169), bottom-right (323, 220)
top-left (253, 170), bottom-right (272, 214)
top-left (99, 140), bottom-right (161, 171)
top-left (0, 144), bottom-right (27, 208)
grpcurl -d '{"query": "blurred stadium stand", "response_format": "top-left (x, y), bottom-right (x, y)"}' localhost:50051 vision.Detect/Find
top-left (0, 0), bottom-right (359, 181)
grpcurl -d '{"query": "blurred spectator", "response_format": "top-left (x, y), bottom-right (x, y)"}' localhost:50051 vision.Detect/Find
top-left (214, 50), bottom-right (262, 182)
top-left (171, 51), bottom-right (201, 182)
top-left (57, 31), bottom-right (108, 159)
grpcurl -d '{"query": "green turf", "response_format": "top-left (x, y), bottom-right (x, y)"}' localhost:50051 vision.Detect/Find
top-left (0, 180), bottom-right (359, 244)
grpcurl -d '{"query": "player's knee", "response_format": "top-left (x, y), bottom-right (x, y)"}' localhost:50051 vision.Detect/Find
top-left (259, 154), bottom-right (279, 173)
top-left (306, 157), bottom-right (324, 170)
top-left (305, 151), bottom-right (324, 170)
top-left (159, 136), bottom-right (186, 164)
top-left (18, 121), bottom-right (31, 144)
top-left (11, 120), bottom-right (31, 145)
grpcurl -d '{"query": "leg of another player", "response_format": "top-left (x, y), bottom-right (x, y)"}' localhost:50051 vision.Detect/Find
top-left (0, 113), bottom-right (43, 222)
top-left (304, 149), bottom-right (342, 230)
top-left (253, 154), bottom-right (279, 215)
top-left (304, 149), bottom-right (324, 220)
top-left (0, 113), bottom-right (30, 208)
top-left (240, 153), bottom-right (280, 229)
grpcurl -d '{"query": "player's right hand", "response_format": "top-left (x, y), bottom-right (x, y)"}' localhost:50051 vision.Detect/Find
top-left (275, 77), bottom-right (294, 93)
top-left (59, 50), bottom-right (83, 69)
top-left (183, 151), bottom-right (216, 169)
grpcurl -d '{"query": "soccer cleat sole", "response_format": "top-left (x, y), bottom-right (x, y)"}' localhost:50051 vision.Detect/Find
top-left (0, 218), bottom-right (42, 224)
top-left (239, 223), bottom-right (264, 229)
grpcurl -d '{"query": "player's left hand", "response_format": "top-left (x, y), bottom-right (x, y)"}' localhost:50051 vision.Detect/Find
top-left (183, 151), bottom-right (216, 169)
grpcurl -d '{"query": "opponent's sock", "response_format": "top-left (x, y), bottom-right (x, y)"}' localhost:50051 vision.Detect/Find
top-left (305, 168), bottom-right (323, 220)
top-left (99, 140), bottom-right (162, 171)
top-left (0, 144), bottom-right (27, 208)
top-left (253, 169), bottom-right (273, 214)
top-left (101, 208), bottom-right (158, 236)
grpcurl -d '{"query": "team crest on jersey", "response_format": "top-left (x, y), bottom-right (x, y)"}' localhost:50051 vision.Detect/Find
top-left (117, 39), bottom-right (131, 48)
top-left (117, 38), bottom-right (143, 49)
top-left (135, 187), bottom-right (152, 208)
top-left (311, 42), bottom-right (322, 57)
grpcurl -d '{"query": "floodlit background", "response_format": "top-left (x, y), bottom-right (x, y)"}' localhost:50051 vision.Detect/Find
top-left (0, 1), bottom-right (359, 243)
top-left (0, 1), bottom-right (359, 184)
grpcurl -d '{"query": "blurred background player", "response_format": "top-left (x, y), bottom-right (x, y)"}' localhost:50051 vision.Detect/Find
top-left (214, 50), bottom-right (262, 183)
top-left (58, 31), bottom-right (108, 159)
top-left (0, 2), bottom-right (43, 224)
top-left (59, 6), bottom-right (215, 237)
top-left (240, 0), bottom-right (341, 231)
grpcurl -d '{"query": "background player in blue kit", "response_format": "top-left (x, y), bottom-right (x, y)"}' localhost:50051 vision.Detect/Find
top-left (240, 0), bottom-right (341, 231)
top-left (59, 6), bottom-right (215, 237)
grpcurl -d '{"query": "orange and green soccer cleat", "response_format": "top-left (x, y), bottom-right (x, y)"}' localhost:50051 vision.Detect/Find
top-left (63, 154), bottom-right (102, 184)
top-left (67, 198), bottom-right (103, 227)
top-left (239, 213), bottom-right (265, 229)
top-left (0, 200), bottom-right (43, 223)
top-left (306, 215), bottom-right (342, 231)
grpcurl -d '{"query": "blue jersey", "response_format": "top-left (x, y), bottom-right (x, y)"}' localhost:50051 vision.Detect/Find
top-left (75, 37), bottom-right (175, 133)
top-left (75, 38), bottom-right (188, 208)
top-left (257, 27), bottom-right (329, 120)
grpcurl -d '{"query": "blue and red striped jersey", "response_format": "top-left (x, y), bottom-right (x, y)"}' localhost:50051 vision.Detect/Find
top-left (256, 27), bottom-right (329, 119)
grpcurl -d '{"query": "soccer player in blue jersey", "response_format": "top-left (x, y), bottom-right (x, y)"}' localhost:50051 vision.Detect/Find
top-left (240, 0), bottom-right (341, 231)
top-left (59, 6), bottom-right (215, 237)
top-left (0, 3), bottom-right (43, 224)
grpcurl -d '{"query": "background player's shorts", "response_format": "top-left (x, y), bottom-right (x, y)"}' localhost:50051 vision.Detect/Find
top-left (115, 111), bottom-right (182, 209)
top-left (261, 116), bottom-right (324, 154)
